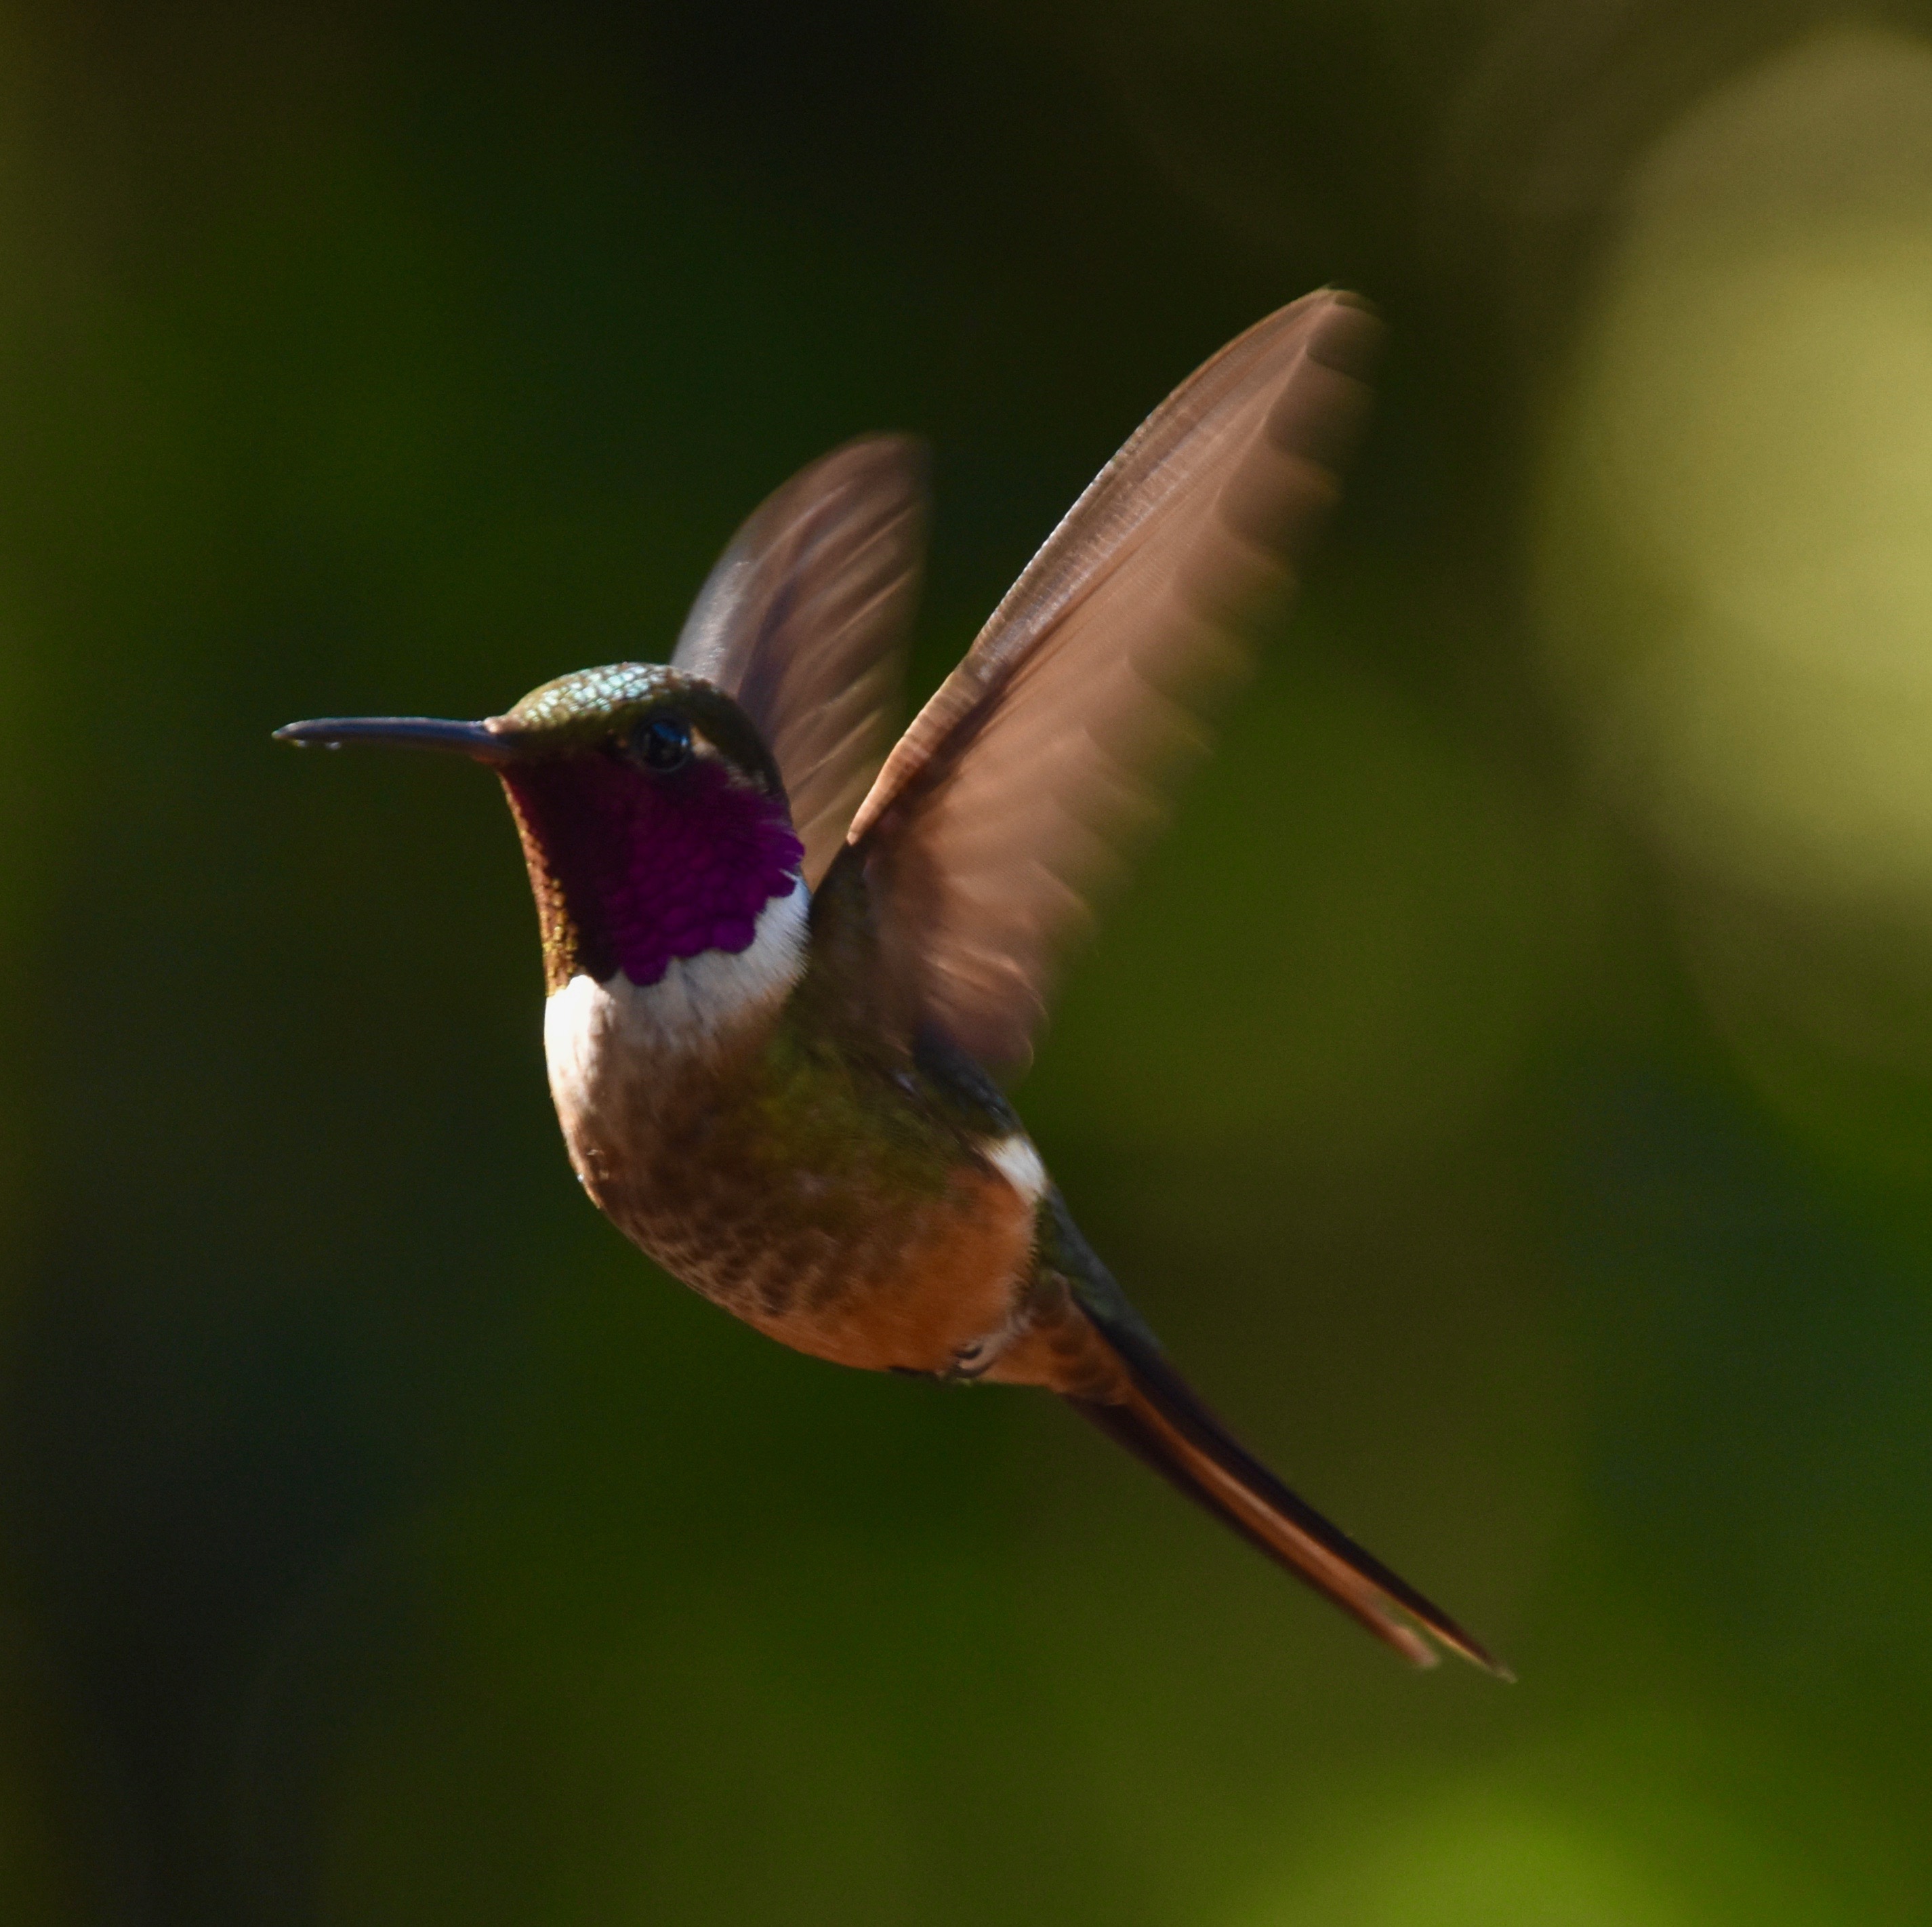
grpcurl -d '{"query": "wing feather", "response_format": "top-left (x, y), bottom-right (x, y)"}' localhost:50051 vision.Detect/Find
top-left (674, 436), bottom-right (926, 887)
top-left (846, 290), bottom-right (1383, 1070)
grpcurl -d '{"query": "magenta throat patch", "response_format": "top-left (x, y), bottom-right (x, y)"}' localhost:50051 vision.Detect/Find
top-left (503, 752), bottom-right (803, 986)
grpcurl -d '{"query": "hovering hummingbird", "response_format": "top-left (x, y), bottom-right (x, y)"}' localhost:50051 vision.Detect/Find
top-left (279, 290), bottom-right (1505, 1675)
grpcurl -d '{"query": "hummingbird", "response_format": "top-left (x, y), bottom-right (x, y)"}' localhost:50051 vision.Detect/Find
top-left (279, 290), bottom-right (1505, 1675)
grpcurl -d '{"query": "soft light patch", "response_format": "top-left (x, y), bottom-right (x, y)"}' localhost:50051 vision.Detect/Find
top-left (1237, 1787), bottom-right (1691, 1927)
top-left (1535, 24), bottom-right (1932, 1183)
top-left (1537, 25), bottom-right (1932, 913)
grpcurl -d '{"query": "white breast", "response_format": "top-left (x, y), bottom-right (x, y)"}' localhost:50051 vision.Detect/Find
top-left (543, 881), bottom-right (810, 1135)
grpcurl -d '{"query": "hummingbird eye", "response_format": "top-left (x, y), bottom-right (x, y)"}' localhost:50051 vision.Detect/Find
top-left (632, 712), bottom-right (693, 773)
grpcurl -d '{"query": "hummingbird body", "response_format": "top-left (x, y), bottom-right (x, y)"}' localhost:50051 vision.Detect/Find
top-left (281, 291), bottom-right (1507, 1676)
top-left (500, 662), bottom-right (1057, 1381)
top-left (543, 868), bottom-right (1051, 1383)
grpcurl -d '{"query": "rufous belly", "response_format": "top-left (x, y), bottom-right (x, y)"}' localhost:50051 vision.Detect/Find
top-left (598, 1137), bottom-right (1036, 1375)
top-left (546, 975), bottom-right (1039, 1377)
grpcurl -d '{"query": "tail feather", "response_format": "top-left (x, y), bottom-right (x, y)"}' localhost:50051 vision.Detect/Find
top-left (1071, 1364), bottom-right (1504, 1674)
top-left (1039, 1199), bottom-right (1508, 1676)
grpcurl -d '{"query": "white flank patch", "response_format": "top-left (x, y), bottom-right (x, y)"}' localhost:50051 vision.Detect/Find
top-left (544, 882), bottom-right (809, 1120)
top-left (982, 1132), bottom-right (1048, 1205)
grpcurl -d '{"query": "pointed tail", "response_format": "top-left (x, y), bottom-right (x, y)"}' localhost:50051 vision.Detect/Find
top-left (1040, 1200), bottom-right (1508, 1676)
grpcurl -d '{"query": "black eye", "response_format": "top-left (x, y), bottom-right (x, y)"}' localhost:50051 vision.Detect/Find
top-left (632, 713), bottom-right (692, 771)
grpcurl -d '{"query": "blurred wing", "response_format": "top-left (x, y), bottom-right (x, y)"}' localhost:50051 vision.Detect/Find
top-left (674, 435), bottom-right (927, 887)
top-left (845, 289), bottom-right (1383, 1072)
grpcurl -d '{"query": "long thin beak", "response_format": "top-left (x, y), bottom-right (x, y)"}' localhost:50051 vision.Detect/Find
top-left (272, 716), bottom-right (525, 762)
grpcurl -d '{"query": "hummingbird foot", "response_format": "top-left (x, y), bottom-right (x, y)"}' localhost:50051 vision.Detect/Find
top-left (945, 1339), bottom-right (1000, 1381)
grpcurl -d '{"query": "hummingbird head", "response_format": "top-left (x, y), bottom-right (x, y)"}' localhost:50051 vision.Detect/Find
top-left (278, 663), bottom-right (805, 995)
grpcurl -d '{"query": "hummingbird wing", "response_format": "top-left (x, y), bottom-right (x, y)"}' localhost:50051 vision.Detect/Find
top-left (674, 435), bottom-right (927, 889)
top-left (844, 291), bottom-right (1381, 1073)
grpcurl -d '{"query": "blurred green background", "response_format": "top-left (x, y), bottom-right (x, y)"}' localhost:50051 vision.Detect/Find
top-left (3, 1), bottom-right (1931, 1920)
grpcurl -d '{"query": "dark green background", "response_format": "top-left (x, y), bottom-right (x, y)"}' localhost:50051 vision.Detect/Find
top-left (3, 2), bottom-right (1929, 1920)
